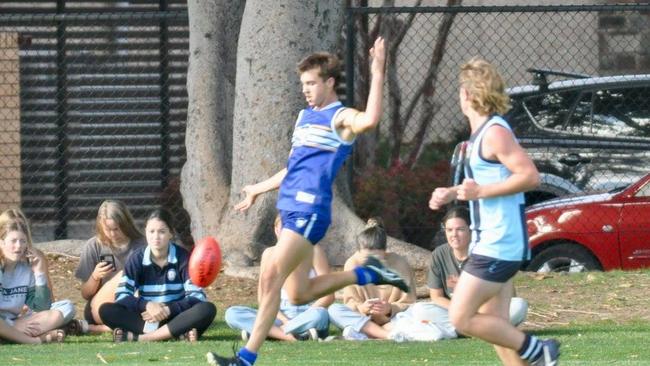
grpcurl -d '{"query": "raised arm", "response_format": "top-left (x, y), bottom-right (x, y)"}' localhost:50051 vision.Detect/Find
top-left (337, 37), bottom-right (386, 137)
top-left (234, 168), bottom-right (288, 212)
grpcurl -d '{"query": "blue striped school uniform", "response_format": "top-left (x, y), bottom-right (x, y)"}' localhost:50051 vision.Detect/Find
top-left (464, 115), bottom-right (530, 262)
top-left (115, 243), bottom-right (207, 317)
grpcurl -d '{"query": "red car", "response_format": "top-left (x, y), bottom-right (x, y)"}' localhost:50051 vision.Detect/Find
top-left (526, 172), bottom-right (650, 272)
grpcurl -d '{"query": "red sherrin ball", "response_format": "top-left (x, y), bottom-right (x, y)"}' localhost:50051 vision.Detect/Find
top-left (189, 236), bottom-right (222, 287)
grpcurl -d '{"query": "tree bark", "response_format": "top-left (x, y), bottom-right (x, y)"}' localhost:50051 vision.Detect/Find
top-left (183, 1), bottom-right (432, 269)
top-left (182, 0), bottom-right (245, 242)
top-left (216, 0), bottom-right (346, 266)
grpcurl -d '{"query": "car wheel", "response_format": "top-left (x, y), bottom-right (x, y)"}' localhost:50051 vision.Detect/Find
top-left (527, 243), bottom-right (602, 273)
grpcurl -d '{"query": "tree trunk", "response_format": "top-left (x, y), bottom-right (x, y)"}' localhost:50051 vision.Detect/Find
top-left (181, 0), bottom-right (245, 242)
top-left (216, 0), bottom-right (346, 266)
top-left (183, 1), bottom-right (432, 269)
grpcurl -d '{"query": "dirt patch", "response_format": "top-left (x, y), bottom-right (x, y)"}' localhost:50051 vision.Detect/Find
top-left (46, 254), bottom-right (650, 329)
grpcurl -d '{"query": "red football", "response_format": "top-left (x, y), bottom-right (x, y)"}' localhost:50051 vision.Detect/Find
top-left (188, 236), bottom-right (222, 287)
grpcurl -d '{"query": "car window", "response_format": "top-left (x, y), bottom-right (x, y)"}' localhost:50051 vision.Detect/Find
top-left (636, 181), bottom-right (650, 197)
top-left (591, 86), bottom-right (650, 138)
top-left (523, 90), bottom-right (581, 132)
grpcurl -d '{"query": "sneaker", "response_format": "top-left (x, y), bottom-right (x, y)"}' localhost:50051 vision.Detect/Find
top-left (206, 351), bottom-right (246, 366)
top-left (363, 256), bottom-right (410, 293)
top-left (240, 330), bottom-right (249, 342)
top-left (530, 339), bottom-right (561, 366)
top-left (295, 327), bottom-right (319, 341)
top-left (319, 335), bottom-right (339, 342)
top-left (342, 326), bottom-right (368, 341)
top-left (308, 328), bottom-right (318, 341)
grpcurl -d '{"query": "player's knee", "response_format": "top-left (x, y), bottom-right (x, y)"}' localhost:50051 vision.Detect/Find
top-left (259, 266), bottom-right (284, 295)
top-left (285, 292), bottom-right (312, 306)
top-left (448, 308), bottom-right (470, 334)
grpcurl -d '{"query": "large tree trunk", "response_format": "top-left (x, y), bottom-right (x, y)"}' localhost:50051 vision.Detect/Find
top-left (183, 1), bottom-right (431, 269)
top-left (216, 0), bottom-right (346, 266)
top-left (181, 0), bottom-right (244, 240)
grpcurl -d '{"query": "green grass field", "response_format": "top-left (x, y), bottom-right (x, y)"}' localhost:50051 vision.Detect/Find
top-left (3, 270), bottom-right (650, 365)
top-left (1, 320), bottom-right (650, 365)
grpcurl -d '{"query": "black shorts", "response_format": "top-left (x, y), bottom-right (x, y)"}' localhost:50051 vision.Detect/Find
top-left (462, 254), bottom-right (522, 283)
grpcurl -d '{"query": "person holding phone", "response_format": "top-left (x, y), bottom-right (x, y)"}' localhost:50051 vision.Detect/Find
top-left (0, 209), bottom-right (76, 343)
top-left (98, 208), bottom-right (216, 342)
top-left (327, 218), bottom-right (416, 341)
top-left (75, 200), bottom-right (146, 333)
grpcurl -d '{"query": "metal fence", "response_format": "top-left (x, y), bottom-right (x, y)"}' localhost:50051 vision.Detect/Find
top-left (345, 4), bottom-right (650, 248)
top-left (0, 1), bottom-right (189, 242)
top-left (2, 3), bottom-right (650, 255)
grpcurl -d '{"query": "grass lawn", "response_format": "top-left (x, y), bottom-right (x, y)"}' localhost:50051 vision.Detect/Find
top-left (1, 320), bottom-right (650, 365)
top-left (4, 270), bottom-right (650, 365)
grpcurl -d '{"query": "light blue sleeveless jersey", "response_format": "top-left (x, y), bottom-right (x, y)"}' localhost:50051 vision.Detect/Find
top-left (464, 115), bottom-right (529, 261)
top-left (276, 101), bottom-right (353, 218)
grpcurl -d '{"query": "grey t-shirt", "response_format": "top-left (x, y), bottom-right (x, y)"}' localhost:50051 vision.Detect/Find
top-left (75, 236), bottom-right (146, 284)
top-left (426, 244), bottom-right (465, 299)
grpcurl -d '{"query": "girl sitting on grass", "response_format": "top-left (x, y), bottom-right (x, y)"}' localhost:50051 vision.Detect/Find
top-left (75, 200), bottom-right (146, 334)
top-left (0, 209), bottom-right (76, 343)
top-left (99, 208), bottom-right (216, 342)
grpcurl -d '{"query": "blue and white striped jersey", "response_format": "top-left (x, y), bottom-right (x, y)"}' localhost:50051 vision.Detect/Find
top-left (115, 243), bottom-right (207, 317)
top-left (277, 101), bottom-right (353, 217)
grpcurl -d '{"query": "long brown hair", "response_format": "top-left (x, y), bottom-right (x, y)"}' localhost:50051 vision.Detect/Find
top-left (95, 200), bottom-right (143, 247)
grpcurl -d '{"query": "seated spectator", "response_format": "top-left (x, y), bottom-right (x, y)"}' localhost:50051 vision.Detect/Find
top-left (99, 208), bottom-right (216, 342)
top-left (75, 200), bottom-right (146, 333)
top-left (328, 218), bottom-right (416, 340)
top-left (225, 215), bottom-right (333, 341)
top-left (420, 206), bottom-right (528, 338)
top-left (0, 209), bottom-right (75, 343)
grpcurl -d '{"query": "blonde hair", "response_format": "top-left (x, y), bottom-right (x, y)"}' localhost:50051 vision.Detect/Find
top-left (0, 209), bottom-right (32, 267)
top-left (95, 200), bottom-right (143, 247)
top-left (356, 217), bottom-right (387, 251)
top-left (460, 57), bottom-right (511, 115)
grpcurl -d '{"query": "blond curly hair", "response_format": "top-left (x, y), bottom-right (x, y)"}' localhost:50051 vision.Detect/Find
top-left (460, 57), bottom-right (511, 115)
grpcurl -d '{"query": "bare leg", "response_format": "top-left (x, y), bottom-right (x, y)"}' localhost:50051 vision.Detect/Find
top-left (90, 271), bottom-right (123, 325)
top-left (478, 279), bottom-right (527, 366)
top-left (0, 318), bottom-right (40, 344)
top-left (14, 309), bottom-right (65, 336)
top-left (245, 230), bottom-right (358, 353)
top-left (272, 326), bottom-right (297, 341)
top-left (449, 272), bottom-right (525, 351)
top-left (138, 325), bottom-right (172, 342)
top-left (281, 233), bottom-right (357, 306)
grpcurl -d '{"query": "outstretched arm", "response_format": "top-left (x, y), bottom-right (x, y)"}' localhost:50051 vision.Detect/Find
top-left (337, 37), bottom-right (386, 137)
top-left (234, 168), bottom-right (288, 212)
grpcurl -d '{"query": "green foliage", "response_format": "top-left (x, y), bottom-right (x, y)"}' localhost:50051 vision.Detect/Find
top-left (353, 141), bottom-right (456, 249)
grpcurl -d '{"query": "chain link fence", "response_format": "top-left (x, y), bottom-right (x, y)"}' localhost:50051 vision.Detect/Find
top-left (346, 4), bottom-right (650, 249)
top-left (2, 3), bottom-right (650, 260)
top-left (0, 1), bottom-right (190, 243)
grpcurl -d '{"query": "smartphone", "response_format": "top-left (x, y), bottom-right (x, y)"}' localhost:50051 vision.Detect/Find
top-left (99, 254), bottom-right (116, 271)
